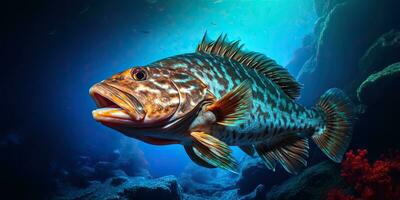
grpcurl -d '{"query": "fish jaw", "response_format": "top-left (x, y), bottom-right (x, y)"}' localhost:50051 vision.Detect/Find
top-left (92, 107), bottom-right (137, 126)
top-left (89, 83), bottom-right (145, 127)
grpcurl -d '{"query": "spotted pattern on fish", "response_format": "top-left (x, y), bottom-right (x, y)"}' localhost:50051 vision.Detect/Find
top-left (150, 52), bottom-right (325, 146)
top-left (90, 34), bottom-right (355, 174)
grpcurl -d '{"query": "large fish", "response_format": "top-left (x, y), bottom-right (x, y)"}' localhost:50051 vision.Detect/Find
top-left (89, 34), bottom-right (355, 174)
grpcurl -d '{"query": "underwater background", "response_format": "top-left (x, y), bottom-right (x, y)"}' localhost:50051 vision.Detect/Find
top-left (1, 0), bottom-right (400, 199)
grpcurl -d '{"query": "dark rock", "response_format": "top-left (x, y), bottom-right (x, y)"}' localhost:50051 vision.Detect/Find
top-left (111, 169), bottom-right (128, 177)
top-left (60, 143), bottom-right (151, 188)
top-left (313, 16), bottom-right (326, 36)
top-left (266, 161), bottom-right (345, 200)
top-left (213, 189), bottom-right (239, 200)
top-left (110, 176), bottom-right (128, 186)
top-left (56, 169), bottom-right (70, 180)
top-left (104, 143), bottom-right (151, 178)
top-left (178, 164), bottom-right (237, 197)
top-left (75, 156), bottom-right (91, 167)
top-left (94, 161), bottom-right (115, 172)
top-left (182, 194), bottom-right (208, 200)
top-left (357, 62), bottom-right (400, 105)
top-left (287, 34), bottom-right (316, 77)
top-left (117, 175), bottom-right (182, 200)
top-left (239, 184), bottom-right (267, 200)
top-left (359, 30), bottom-right (400, 78)
top-left (77, 166), bottom-right (96, 180)
top-left (67, 166), bottom-right (96, 188)
top-left (313, 0), bottom-right (325, 17)
top-left (109, 149), bottom-right (121, 161)
top-left (346, 30), bottom-right (400, 95)
top-left (298, 0), bottom-right (400, 104)
top-left (94, 161), bottom-right (116, 180)
top-left (314, 0), bottom-right (348, 17)
top-left (54, 175), bottom-right (183, 200)
top-left (133, 168), bottom-right (152, 178)
top-left (236, 157), bottom-right (290, 195)
top-left (352, 62), bottom-right (400, 157)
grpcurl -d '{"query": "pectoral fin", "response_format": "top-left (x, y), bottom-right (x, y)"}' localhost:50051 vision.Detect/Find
top-left (190, 131), bottom-right (238, 173)
top-left (184, 146), bottom-right (216, 168)
top-left (255, 135), bottom-right (309, 174)
top-left (206, 80), bottom-right (252, 126)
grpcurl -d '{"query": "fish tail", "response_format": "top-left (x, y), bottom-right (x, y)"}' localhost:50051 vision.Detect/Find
top-left (312, 88), bottom-right (355, 163)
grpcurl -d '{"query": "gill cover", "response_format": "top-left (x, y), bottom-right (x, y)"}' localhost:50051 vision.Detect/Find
top-left (168, 68), bottom-right (211, 122)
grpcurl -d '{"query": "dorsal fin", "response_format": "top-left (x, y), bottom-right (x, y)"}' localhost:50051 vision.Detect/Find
top-left (196, 33), bottom-right (302, 100)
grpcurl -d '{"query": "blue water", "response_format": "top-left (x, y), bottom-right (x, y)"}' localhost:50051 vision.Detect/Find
top-left (23, 0), bottom-right (315, 178)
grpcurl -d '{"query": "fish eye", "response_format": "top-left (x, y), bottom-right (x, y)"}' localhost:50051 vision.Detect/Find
top-left (131, 68), bottom-right (147, 81)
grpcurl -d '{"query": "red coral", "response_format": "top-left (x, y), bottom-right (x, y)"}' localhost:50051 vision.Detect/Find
top-left (327, 149), bottom-right (400, 200)
top-left (327, 188), bottom-right (359, 200)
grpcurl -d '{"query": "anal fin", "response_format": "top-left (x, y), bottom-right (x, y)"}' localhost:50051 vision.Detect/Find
top-left (255, 135), bottom-right (309, 174)
top-left (190, 131), bottom-right (238, 173)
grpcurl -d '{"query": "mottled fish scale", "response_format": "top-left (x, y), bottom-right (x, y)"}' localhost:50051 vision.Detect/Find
top-left (91, 34), bottom-right (355, 175)
top-left (153, 52), bottom-right (313, 146)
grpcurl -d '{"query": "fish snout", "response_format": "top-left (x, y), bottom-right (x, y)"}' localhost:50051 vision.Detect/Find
top-left (89, 83), bottom-right (145, 126)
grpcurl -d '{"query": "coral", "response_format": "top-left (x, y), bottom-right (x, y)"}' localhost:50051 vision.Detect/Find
top-left (326, 189), bottom-right (357, 200)
top-left (327, 149), bottom-right (400, 200)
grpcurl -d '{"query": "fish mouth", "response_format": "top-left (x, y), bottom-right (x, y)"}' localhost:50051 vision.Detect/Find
top-left (89, 83), bottom-right (145, 126)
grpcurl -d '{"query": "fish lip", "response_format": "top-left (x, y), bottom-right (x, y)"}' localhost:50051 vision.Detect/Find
top-left (89, 83), bottom-right (145, 126)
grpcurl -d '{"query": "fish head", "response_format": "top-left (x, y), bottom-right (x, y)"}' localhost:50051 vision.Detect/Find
top-left (89, 66), bottom-right (211, 139)
top-left (90, 66), bottom-right (181, 128)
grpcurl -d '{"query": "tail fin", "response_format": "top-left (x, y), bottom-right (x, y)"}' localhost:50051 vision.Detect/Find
top-left (312, 88), bottom-right (355, 163)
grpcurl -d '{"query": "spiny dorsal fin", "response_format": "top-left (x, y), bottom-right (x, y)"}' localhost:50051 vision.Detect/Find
top-left (255, 135), bottom-right (309, 174)
top-left (196, 33), bottom-right (302, 100)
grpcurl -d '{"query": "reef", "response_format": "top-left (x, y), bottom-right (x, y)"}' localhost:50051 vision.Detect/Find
top-left (327, 149), bottom-right (400, 200)
top-left (266, 161), bottom-right (344, 200)
top-left (296, 0), bottom-right (400, 104)
top-left (53, 143), bottom-right (151, 189)
top-left (357, 62), bottom-right (400, 105)
top-left (178, 163), bottom-right (238, 199)
top-left (271, 0), bottom-right (400, 199)
top-left (54, 176), bottom-right (182, 200)
top-left (358, 30), bottom-right (400, 80)
top-left (290, 0), bottom-right (400, 159)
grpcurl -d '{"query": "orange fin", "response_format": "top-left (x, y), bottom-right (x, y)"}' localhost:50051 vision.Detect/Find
top-left (206, 80), bottom-right (252, 126)
top-left (255, 135), bottom-right (309, 174)
top-left (184, 146), bottom-right (216, 168)
top-left (191, 131), bottom-right (238, 173)
top-left (313, 88), bottom-right (355, 162)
